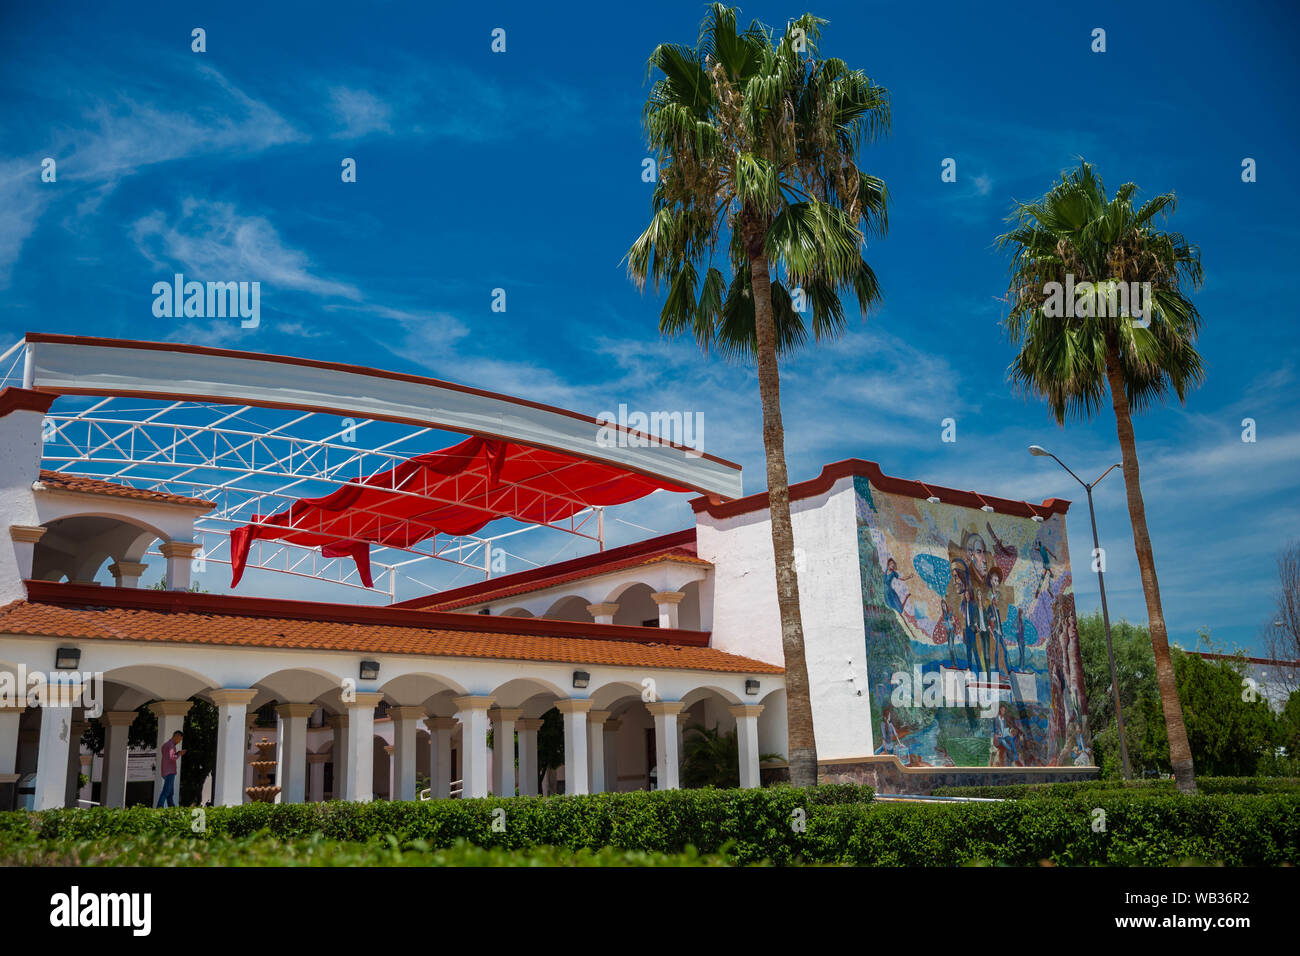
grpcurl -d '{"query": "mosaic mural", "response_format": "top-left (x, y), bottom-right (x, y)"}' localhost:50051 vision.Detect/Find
top-left (856, 476), bottom-right (1091, 768)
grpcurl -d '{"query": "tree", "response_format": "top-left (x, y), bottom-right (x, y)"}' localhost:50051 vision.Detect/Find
top-left (1264, 540), bottom-right (1300, 694)
top-left (997, 161), bottom-right (1204, 792)
top-left (179, 698), bottom-right (218, 806)
top-left (627, 3), bottom-right (889, 786)
top-left (1172, 648), bottom-right (1276, 777)
top-left (536, 707), bottom-right (563, 794)
top-left (1076, 611), bottom-right (1159, 777)
top-left (1078, 612), bottom-right (1288, 778)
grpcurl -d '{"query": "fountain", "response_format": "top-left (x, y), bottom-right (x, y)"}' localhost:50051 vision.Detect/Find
top-left (245, 737), bottom-right (281, 803)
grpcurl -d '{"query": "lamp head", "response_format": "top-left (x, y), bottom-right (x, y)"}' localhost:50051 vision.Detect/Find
top-left (1028, 445), bottom-right (1049, 457)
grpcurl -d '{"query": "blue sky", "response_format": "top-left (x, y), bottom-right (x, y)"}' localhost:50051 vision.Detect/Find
top-left (2, 0), bottom-right (1297, 653)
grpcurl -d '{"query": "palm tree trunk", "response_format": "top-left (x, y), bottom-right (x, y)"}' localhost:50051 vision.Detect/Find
top-left (749, 249), bottom-right (818, 787)
top-left (1104, 346), bottom-right (1196, 793)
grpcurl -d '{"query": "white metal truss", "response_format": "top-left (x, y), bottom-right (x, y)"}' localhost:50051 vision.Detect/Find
top-left (24, 389), bottom-right (609, 600)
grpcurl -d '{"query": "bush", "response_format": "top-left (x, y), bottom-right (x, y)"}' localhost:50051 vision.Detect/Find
top-left (930, 776), bottom-right (1300, 799)
top-left (0, 833), bottom-right (738, 867)
top-left (3, 785), bottom-right (873, 867)
top-left (4, 785), bottom-right (1296, 867)
top-left (821, 792), bottom-right (1299, 866)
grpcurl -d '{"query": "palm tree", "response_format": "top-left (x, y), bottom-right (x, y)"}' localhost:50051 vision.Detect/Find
top-left (626, 4), bottom-right (889, 788)
top-left (681, 723), bottom-right (783, 789)
top-left (996, 160), bottom-right (1204, 793)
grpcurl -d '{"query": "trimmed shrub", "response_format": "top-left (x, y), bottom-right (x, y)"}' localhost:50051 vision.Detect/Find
top-left (3, 785), bottom-right (872, 867)
top-left (930, 776), bottom-right (1300, 800)
top-left (3, 785), bottom-right (1296, 866)
top-left (0, 833), bottom-right (737, 867)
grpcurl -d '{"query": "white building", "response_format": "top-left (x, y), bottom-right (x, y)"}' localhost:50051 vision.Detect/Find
top-left (0, 335), bottom-right (1096, 810)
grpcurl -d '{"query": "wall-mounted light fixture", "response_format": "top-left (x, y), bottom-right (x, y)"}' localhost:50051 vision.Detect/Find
top-left (55, 647), bottom-right (81, 670)
top-left (359, 660), bottom-right (380, 681)
top-left (572, 670), bottom-right (590, 689)
top-left (926, 496), bottom-right (940, 504)
top-left (980, 504), bottom-right (994, 513)
top-left (745, 679), bottom-right (760, 696)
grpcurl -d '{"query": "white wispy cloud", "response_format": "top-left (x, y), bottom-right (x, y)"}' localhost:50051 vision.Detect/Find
top-left (327, 86), bottom-right (393, 139)
top-left (0, 61), bottom-right (303, 286)
top-left (132, 199), bottom-right (363, 301)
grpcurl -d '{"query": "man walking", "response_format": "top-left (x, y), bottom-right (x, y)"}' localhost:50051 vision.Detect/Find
top-left (156, 730), bottom-right (186, 808)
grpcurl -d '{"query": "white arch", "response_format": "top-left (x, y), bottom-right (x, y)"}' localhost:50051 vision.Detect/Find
top-left (587, 679), bottom-right (645, 711)
top-left (542, 594), bottom-right (594, 622)
top-left (378, 672), bottom-right (471, 707)
top-left (99, 663), bottom-right (216, 703)
top-left (680, 683), bottom-right (744, 708)
top-left (488, 677), bottom-right (568, 710)
top-left (252, 666), bottom-right (346, 705)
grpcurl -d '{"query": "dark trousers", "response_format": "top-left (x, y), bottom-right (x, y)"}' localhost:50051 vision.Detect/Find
top-left (156, 773), bottom-right (177, 808)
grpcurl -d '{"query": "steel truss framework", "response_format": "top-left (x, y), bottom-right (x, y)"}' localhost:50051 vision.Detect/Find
top-left (29, 394), bottom-right (610, 599)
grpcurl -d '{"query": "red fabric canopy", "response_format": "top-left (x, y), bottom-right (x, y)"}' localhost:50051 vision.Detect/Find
top-left (230, 436), bottom-right (689, 588)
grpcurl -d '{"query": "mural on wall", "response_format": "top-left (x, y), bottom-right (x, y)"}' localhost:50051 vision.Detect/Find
top-left (855, 476), bottom-right (1091, 768)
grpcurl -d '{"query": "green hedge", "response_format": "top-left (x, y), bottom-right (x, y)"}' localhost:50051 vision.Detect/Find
top-left (0, 833), bottom-right (737, 867)
top-left (0, 784), bottom-right (872, 867)
top-left (3, 784), bottom-right (1297, 866)
top-left (930, 776), bottom-right (1300, 800)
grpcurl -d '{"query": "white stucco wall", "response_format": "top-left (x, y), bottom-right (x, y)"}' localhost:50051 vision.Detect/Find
top-left (695, 476), bottom-right (873, 761)
top-left (0, 406), bottom-right (46, 605)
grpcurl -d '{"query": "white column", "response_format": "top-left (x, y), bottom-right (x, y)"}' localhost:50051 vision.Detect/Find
top-left (100, 710), bottom-right (136, 808)
top-left (307, 753), bottom-right (327, 802)
top-left (65, 719), bottom-right (86, 808)
top-left (34, 702), bottom-right (76, 810)
top-left (729, 703), bottom-right (766, 789)
top-left (647, 701), bottom-right (683, 790)
top-left (515, 718), bottom-right (542, 797)
top-left (0, 705), bottom-right (23, 799)
top-left (425, 717), bottom-right (456, 799)
top-left (210, 689), bottom-right (257, 807)
top-left (108, 560), bottom-right (149, 589)
top-left (603, 718), bottom-right (621, 793)
top-left (385, 744), bottom-right (395, 800)
top-left (555, 699), bottom-right (591, 795)
top-left (275, 702), bottom-right (314, 804)
top-left (587, 710), bottom-right (609, 794)
top-left (328, 714), bottom-right (349, 799)
top-left (453, 696), bottom-right (494, 799)
top-left (390, 706), bottom-right (425, 802)
top-left (489, 707), bottom-right (521, 797)
top-left (651, 591), bottom-right (685, 629)
top-left (160, 540), bottom-right (201, 590)
top-left (586, 602), bottom-right (618, 625)
top-left (148, 700), bottom-right (192, 806)
top-left (344, 693), bottom-right (383, 802)
top-left (273, 714), bottom-right (284, 803)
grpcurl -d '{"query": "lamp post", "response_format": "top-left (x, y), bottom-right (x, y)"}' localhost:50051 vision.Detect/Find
top-left (1029, 444), bottom-right (1131, 780)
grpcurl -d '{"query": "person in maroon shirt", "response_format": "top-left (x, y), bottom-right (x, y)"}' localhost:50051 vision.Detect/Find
top-left (155, 730), bottom-right (186, 808)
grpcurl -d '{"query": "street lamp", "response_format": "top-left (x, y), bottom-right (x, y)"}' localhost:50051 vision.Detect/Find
top-left (1029, 444), bottom-right (1131, 780)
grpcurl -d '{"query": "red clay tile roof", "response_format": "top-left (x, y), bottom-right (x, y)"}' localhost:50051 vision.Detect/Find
top-left (397, 528), bottom-right (710, 611)
top-left (0, 582), bottom-right (782, 675)
top-left (36, 470), bottom-right (214, 510)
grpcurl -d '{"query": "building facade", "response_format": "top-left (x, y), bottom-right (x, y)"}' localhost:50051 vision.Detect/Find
top-left (0, 340), bottom-right (1098, 809)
